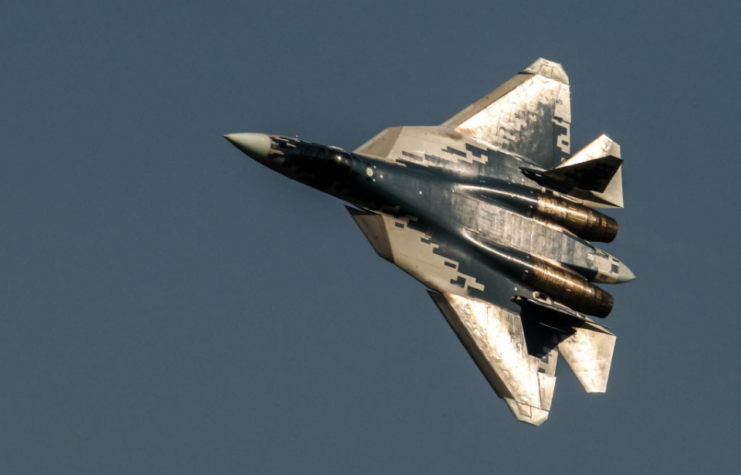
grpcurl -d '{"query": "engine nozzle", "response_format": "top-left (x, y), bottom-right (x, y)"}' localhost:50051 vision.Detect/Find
top-left (535, 193), bottom-right (618, 243)
top-left (524, 256), bottom-right (614, 318)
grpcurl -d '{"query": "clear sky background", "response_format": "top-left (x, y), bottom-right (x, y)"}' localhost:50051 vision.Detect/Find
top-left (2, 0), bottom-right (739, 473)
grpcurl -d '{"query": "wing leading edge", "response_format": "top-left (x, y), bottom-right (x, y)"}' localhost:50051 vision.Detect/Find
top-left (354, 58), bottom-right (572, 174)
top-left (429, 291), bottom-right (557, 426)
top-left (441, 58), bottom-right (571, 170)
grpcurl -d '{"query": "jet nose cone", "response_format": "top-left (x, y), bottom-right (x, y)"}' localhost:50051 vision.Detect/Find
top-left (616, 262), bottom-right (636, 284)
top-left (224, 133), bottom-right (271, 162)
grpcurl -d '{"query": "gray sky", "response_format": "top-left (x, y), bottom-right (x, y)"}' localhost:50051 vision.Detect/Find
top-left (2, 0), bottom-right (739, 473)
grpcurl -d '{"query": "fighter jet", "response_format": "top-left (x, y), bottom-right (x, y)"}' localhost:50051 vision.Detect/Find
top-left (225, 58), bottom-right (634, 426)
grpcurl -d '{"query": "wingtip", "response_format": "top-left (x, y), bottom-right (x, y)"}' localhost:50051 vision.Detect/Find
top-left (524, 58), bottom-right (569, 85)
top-left (504, 399), bottom-right (550, 426)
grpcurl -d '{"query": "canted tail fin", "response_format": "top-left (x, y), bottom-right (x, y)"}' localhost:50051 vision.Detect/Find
top-left (522, 135), bottom-right (624, 208)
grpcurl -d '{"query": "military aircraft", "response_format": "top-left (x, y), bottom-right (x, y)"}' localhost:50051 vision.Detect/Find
top-left (225, 58), bottom-right (634, 426)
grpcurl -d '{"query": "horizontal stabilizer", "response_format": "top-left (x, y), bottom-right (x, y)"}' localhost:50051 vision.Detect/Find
top-left (522, 134), bottom-right (624, 208)
top-left (558, 325), bottom-right (616, 393)
top-left (559, 134), bottom-right (621, 168)
top-left (512, 294), bottom-right (615, 393)
top-left (542, 155), bottom-right (622, 193)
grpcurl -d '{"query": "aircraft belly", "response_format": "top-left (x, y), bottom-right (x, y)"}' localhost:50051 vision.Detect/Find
top-left (348, 207), bottom-right (529, 311)
top-left (360, 170), bottom-right (596, 278)
top-left (474, 200), bottom-right (592, 271)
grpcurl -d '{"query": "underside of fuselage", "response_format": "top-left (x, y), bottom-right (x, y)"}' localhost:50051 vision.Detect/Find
top-left (224, 57), bottom-right (634, 426)
top-left (225, 131), bottom-right (633, 296)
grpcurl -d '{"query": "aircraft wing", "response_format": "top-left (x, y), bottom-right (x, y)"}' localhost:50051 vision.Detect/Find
top-left (441, 58), bottom-right (572, 170)
top-left (429, 291), bottom-right (557, 425)
top-left (348, 207), bottom-right (616, 425)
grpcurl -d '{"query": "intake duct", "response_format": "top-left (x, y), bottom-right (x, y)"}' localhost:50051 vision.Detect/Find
top-left (535, 193), bottom-right (618, 242)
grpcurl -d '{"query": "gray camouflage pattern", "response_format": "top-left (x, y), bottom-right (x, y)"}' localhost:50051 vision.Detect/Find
top-left (224, 58), bottom-right (634, 426)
